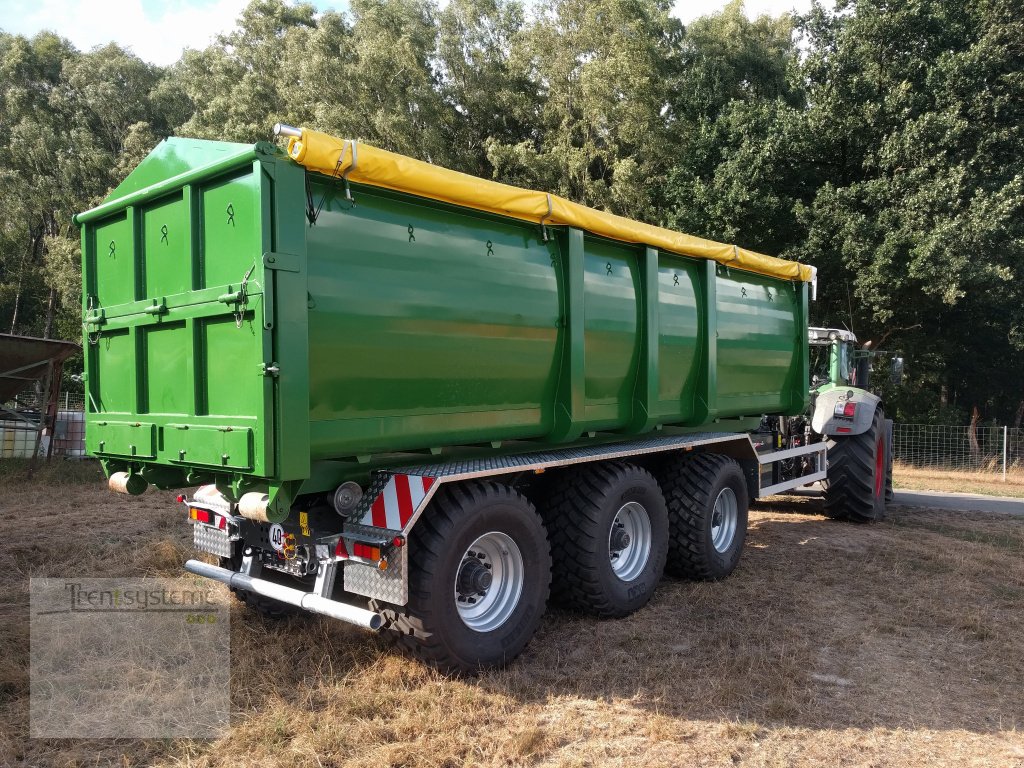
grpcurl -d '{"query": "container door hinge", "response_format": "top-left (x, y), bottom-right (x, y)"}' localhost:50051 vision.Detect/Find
top-left (262, 252), bottom-right (302, 273)
top-left (260, 362), bottom-right (280, 377)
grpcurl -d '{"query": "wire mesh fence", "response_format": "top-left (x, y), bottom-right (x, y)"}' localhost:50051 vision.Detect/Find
top-left (1, 390), bottom-right (87, 459)
top-left (892, 423), bottom-right (1024, 479)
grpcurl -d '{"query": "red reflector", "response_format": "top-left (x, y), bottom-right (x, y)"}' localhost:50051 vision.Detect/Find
top-left (843, 402), bottom-right (856, 418)
top-left (837, 427), bottom-right (852, 433)
top-left (392, 536), bottom-right (405, 548)
top-left (353, 543), bottom-right (381, 560)
top-left (335, 539), bottom-right (349, 558)
top-left (189, 508), bottom-right (211, 524)
top-left (176, 494), bottom-right (186, 503)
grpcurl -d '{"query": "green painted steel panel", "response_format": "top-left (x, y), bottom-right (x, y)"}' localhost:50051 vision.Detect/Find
top-left (88, 421), bottom-right (156, 459)
top-left (91, 213), bottom-right (136, 307)
top-left (90, 329), bottom-right (135, 414)
top-left (142, 322), bottom-right (190, 415)
top-left (142, 193), bottom-right (192, 297)
top-left (80, 140), bottom-right (277, 483)
top-left (200, 172), bottom-right (261, 290)
top-left (582, 237), bottom-right (640, 429)
top-left (80, 137), bottom-right (809, 497)
top-left (304, 183), bottom-right (559, 458)
top-left (656, 257), bottom-right (701, 411)
top-left (716, 272), bottom-right (799, 416)
top-left (166, 424), bottom-right (253, 470)
top-left (201, 315), bottom-right (263, 418)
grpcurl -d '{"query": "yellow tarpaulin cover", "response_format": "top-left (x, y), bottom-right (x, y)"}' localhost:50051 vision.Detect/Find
top-left (287, 129), bottom-right (815, 283)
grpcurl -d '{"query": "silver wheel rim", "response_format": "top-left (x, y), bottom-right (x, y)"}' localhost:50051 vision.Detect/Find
top-left (711, 487), bottom-right (739, 553)
top-left (608, 501), bottom-right (652, 581)
top-left (454, 532), bottom-right (524, 632)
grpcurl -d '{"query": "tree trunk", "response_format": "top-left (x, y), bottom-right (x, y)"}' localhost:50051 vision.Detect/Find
top-left (968, 406), bottom-right (981, 466)
top-left (43, 288), bottom-right (57, 339)
top-left (1014, 400), bottom-right (1024, 429)
top-left (9, 285), bottom-right (20, 333)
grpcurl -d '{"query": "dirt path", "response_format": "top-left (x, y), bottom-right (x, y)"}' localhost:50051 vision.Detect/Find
top-left (893, 489), bottom-right (1024, 515)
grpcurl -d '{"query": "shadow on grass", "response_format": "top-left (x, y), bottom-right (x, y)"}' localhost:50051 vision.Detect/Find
top-left (479, 504), bottom-right (1023, 735)
top-left (5, 486), bottom-right (1023, 767)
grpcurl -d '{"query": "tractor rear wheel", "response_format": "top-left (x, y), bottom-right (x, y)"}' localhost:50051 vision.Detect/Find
top-left (824, 408), bottom-right (888, 522)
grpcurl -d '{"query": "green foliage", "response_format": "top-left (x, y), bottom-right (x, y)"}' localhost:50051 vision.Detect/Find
top-left (0, 0), bottom-right (1021, 423)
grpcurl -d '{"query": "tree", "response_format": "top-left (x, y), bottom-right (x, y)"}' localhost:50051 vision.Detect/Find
top-left (174, 0), bottom-right (318, 142)
top-left (486, 0), bottom-right (683, 220)
top-left (435, 0), bottom-right (537, 176)
top-left (794, 0), bottom-right (1024, 422)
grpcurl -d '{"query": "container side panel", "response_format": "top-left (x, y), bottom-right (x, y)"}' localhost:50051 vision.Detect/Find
top-left (91, 329), bottom-right (134, 414)
top-left (202, 314), bottom-right (263, 417)
top-left (142, 322), bottom-right (190, 415)
top-left (581, 237), bottom-right (640, 429)
top-left (91, 213), bottom-right (136, 307)
top-left (656, 256), bottom-right (701, 415)
top-left (142, 194), bottom-right (192, 297)
top-left (305, 183), bottom-right (559, 457)
top-left (716, 272), bottom-right (798, 415)
top-left (201, 173), bottom-right (261, 289)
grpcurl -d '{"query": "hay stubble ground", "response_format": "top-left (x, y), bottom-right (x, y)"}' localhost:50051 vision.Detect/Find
top-left (1, 460), bottom-right (1022, 767)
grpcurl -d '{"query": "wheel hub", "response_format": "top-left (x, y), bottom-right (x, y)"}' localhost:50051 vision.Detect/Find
top-left (609, 526), bottom-right (631, 552)
top-left (710, 487), bottom-right (739, 554)
top-left (457, 557), bottom-right (493, 596)
top-left (454, 532), bottom-right (525, 632)
top-left (607, 501), bottom-right (652, 582)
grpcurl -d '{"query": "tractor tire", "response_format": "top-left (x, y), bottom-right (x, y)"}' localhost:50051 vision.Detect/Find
top-left (540, 462), bottom-right (669, 618)
top-left (654, 453), bottom-right (749, 581)
top-left (884, 418), bottom-right (895, 503)
top-left (379, 481), bottom-right (551, 674)
top-left (824, 407), bottom-right (888, 522)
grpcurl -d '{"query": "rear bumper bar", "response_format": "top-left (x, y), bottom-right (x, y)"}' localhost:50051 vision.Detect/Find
top-left (184, 559), bottom-right (383, 631)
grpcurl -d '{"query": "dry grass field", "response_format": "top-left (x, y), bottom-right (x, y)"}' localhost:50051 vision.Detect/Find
top-left (894, 463), bottom-right (1024, 499)
top-left (2, 459), bottom-right (1023, 767)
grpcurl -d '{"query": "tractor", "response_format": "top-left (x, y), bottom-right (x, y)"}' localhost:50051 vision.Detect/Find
top-left (758, 327), bottom-right (903, 522)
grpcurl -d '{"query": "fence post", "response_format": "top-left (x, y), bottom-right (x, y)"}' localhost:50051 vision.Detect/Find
top-left (1003, 425), bottom-right (1008, 482)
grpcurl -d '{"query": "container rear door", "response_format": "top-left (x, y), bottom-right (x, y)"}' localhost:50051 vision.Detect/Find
top-left (83, 163), bottom-right (275, 478)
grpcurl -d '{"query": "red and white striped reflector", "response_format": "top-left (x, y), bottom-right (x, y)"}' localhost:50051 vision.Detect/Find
top-left (361, 474), bottom-right (435, 530)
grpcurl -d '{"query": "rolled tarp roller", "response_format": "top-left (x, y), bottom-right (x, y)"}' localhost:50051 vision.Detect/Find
top-left (280, 126), bottom-right (815, 283)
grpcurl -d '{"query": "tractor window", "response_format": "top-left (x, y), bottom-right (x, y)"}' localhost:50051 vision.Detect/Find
top-left (838, 343), bottom-right (852, 384)
top-left (810, 346), bottom-right (830, 384)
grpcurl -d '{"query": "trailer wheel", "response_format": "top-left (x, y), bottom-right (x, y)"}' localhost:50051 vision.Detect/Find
top-left (655, 453), bottom-right (749, 580)
top-left (541, 462), bottom-right (669, 618)
top-left (824, 408), bottom-right (888, 522)
top-left (381, 481), bottom-right (550, 674)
